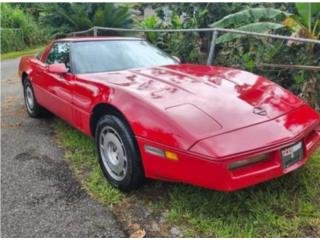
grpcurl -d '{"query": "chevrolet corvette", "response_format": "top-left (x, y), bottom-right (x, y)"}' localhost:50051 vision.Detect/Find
top-left (19, 37), bottom-right (320, 191)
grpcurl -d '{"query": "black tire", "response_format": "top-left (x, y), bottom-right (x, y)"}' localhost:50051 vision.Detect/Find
top-left (23, 77), bottom-right (48, 118)
top-left (95, 114), bottom-right (145, 191)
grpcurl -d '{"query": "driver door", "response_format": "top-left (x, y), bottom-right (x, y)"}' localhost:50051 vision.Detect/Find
top-left (34, 42), bottom-right (74, 123)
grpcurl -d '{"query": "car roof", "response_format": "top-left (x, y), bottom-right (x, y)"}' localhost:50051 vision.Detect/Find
top-left (55, 36), bottom-right (143, 42)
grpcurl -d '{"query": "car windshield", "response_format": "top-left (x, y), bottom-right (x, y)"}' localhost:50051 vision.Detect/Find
top-left (71, 40), bottom-right (178, 74)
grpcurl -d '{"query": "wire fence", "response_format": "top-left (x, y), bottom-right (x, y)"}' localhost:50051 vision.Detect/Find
top-left (1, 28), bottom-right (24, 50)
top-left (0, 28), bottom-right (25, 53)
top-left (68, 26), bottom-right (320, 71)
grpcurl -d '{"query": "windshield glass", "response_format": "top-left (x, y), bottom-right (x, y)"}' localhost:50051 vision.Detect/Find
top-left (71, 40), bottom-right (178, 74)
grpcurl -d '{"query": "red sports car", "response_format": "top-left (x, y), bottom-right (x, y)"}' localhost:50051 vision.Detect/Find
top-left (19, 37), bottom-right (320, 191)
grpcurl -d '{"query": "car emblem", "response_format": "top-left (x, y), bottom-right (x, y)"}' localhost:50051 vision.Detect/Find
top-left (253, 106), bottom-right (267, 116)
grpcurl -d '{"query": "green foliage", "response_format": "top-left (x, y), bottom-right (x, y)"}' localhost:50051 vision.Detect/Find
top-left (139, 16), bottom-right (160, 42)
top-left (0, 46), bottom-right (43, 61)
top-left (39, 3), bottom-right (135, 37)
top-left (210, 8), bottom-right (290, 28)
top-left (210, 8), bottom-right (290, 44)
top-left (283, 3), bottom-right (319, 40)
top-left (0, 29), bottom-right (25, 53)
top-left (216, 22), bottom-right (284, 43)
top-left (152, 3), bottom-right (255, 29)
top-left (215, 35), bottom-right (320, 96)
top-left (295, 3), bottom-right (320, 31)
top-left (1, 3), bottom-right (48, 53)
top-left (209, 4), bottom-right (319, 108)
top-left (241, 52), bottom-right (255, 72)
top-left (140, 14), bottom-right (202, 63)
top-left (145, 3), bottom-right (298, 62)
top-left (93, 4), bottom-right (134, 28)
top-left (138, 3), bottom-right (319, 105)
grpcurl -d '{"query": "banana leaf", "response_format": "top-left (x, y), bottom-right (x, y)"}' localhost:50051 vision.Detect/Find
top-left (210, 8), bottom-right (291, 28)
top-left (216, 22), bottom-right (284, 44)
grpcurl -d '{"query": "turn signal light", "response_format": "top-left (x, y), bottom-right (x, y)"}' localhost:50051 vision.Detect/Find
top-left (144, 145), bottom-right (179, 161)
top-left (165, 151), bottom-right (179, 161)
top-left (228, 154), bottom-right (268, 170)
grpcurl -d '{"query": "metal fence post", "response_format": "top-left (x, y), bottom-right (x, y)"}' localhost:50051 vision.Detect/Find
top-left (93, 27), bottom-right (98, 37)
top-left (206, 30), bottom-right (219, 66)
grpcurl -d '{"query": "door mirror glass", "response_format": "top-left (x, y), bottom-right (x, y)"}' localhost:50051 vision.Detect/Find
top-left (48, 63), bottom-right (68, 74)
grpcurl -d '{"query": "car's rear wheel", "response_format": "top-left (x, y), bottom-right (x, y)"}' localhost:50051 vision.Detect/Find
top-left (95, 114), bottom-right (145, 191)
top-left (23, 77), bottom-right (48, 118)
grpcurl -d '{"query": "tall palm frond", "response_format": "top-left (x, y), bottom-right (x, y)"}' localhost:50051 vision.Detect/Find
top-left (39, 3), bottom-right (135, 36)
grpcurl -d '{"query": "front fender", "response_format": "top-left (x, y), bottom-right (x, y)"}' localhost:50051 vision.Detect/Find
top-left (109, 89), bottom-right (196, 150)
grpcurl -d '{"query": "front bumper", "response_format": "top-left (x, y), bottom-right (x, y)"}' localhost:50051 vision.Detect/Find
top-left (137, 125), bottom-right (320, 191)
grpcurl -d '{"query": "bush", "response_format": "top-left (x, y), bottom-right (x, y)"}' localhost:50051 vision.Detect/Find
top-left (1, 3), bottom-right (48, 53)
top-left (140, 15), bottom-right (202, 63)
top-left (1, 29), bottom-right (25, 53)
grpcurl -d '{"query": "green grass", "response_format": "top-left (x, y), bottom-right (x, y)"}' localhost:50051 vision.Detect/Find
top-left (166, 151), bottom-right (320, 237)
top-left (54, 118), bottom-right (320, 237)
top-left (53, 119), bottom-right (124, 206)
top-left (0, 46), bottom-right (44, 61)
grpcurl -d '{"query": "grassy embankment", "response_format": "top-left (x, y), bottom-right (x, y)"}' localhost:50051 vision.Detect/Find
top-left (0, 46), bottom-right (43, 61)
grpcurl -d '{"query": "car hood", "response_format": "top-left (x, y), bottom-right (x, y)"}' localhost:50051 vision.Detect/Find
top-left (86, 64), bottom-right (304, 140)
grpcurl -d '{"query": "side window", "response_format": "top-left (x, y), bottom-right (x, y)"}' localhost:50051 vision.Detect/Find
top-left (45, 42), bottom-right (70, 69)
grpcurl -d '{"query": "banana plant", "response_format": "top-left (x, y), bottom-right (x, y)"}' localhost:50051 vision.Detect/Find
top-left (282, 3), bottom-right (320, 111)
top-left (210, 5), bottom-right (320, 110)
top-left (209, 8), bottom-right (291, 43)
top-left (283, 3), bottom-right (320, 40)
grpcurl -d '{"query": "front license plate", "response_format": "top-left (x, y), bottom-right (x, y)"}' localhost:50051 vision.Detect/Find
top-left (281, 141), bottom-right (304, 169)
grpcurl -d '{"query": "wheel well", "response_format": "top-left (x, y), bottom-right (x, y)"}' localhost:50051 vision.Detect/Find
top-left (90, 103), bottom-right (132, 137)
top-left (22, 72), bottom-right (28, 84)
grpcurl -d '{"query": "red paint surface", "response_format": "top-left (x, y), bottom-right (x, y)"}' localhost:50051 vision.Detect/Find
top-left (19, 38), bottom-right (320, 191)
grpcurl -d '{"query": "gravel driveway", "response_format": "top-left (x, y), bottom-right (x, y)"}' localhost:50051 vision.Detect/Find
top-left (1, 58), bottom-right (125, 237)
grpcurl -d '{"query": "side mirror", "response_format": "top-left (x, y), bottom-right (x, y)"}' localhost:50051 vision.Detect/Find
top-left (172, 56), bottom-right (181, 63)
top-left (48, 63), bottom-right (68, 74)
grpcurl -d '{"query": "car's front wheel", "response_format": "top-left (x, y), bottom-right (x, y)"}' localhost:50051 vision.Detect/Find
top-left (23, 77), bottom-right (48, 118)
top-left (95, 114), bottom-right (145, 191)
